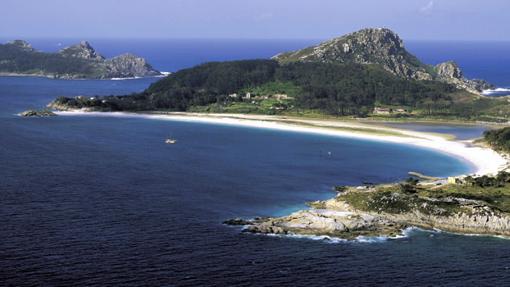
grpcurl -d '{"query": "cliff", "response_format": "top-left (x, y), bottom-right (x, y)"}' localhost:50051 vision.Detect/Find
top-left (0, 40), bottom-right (161, 79)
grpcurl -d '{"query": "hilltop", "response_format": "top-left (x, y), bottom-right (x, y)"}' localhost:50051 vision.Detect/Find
top-left (273, 28), bottom-right (493, 94)
top-left (0, 40), bottom-right (161, 79)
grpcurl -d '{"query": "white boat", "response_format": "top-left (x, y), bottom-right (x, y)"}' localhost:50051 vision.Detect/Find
top-left (165, 138), bottom-right (177, 144)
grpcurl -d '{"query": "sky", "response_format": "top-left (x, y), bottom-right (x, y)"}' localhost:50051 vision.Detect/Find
top-left (1, 0), bottom-right (508, 41)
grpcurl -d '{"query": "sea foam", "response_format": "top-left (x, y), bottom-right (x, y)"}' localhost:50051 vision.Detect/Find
top-left (482, 87), bottom-right (510, 96)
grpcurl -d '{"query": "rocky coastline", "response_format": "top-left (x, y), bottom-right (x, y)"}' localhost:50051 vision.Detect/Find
top-left (226, 179), bottom-right (510, 240)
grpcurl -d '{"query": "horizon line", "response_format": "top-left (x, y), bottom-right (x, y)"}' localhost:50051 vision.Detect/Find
top-left (1, 36), bottom-right (510, 43)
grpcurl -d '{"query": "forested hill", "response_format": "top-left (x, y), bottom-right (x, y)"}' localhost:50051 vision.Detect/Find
top-left (0, 40), bottom-right (161, 79)
top-left (50, 59), bottom-right (470, 117)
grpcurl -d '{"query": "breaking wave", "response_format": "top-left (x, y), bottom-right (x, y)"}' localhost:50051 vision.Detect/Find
top-left (482, 87), bottom-right (510, 96)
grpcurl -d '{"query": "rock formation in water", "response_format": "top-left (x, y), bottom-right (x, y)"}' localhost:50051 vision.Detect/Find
top-left (20, 109), bottom-right (57, 117)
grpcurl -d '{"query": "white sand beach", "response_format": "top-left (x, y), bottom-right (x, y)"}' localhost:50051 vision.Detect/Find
top-left (55, 111), bottom-right (508, 176)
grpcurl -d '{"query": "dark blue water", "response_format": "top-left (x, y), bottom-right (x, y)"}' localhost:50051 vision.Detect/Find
top-left (1, 40), bottom-right (510, 286)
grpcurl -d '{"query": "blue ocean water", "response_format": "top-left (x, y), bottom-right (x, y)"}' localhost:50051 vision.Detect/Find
top-left (1, 40), bottom-right (510, 286)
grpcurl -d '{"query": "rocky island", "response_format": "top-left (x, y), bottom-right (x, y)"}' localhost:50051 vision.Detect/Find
top-left (19, 109), bottom-right (57, 117)
top-left (0, 40), bottom-right (161, 79)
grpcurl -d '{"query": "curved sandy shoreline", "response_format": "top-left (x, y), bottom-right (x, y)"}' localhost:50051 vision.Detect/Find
top-left (55, 111), bottom-right (508, 177)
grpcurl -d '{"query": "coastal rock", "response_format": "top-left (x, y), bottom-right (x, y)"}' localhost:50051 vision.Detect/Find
top-left (385, 205), bottom-right (510, 236)
top-left (434, 61), bottom-right (495, 93)
top-left (235, 204), bottom-right (405, 239)
top-left (20, 109), bottom-right (57, 117)
top-left (223, 218), bottom-right (253, 226)
top-left (105, 53), bottom-right (160, 78)
top-left (273, 28), bottom-right (433, 81)
top-left (233, 183), bottom-right (510, 240)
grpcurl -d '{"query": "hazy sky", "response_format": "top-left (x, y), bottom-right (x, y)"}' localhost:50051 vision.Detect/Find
top-left (1, 0), bottom-right (508, 41)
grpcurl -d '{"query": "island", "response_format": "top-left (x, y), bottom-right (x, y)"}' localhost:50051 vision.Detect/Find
top-left (44, 28), bottom-right (510, 240)
top-left (48, 28), bottom-right (508, 123)
top-left (0, 40), bottom-right (161, 79)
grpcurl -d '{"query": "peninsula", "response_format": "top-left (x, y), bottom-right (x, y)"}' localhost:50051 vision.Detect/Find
top-left (0, 40), bottom-right (161, 79)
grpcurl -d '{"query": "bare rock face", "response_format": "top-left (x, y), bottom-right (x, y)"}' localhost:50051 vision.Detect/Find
top-left (105, 53), bottom-right (160, 78)
top-left (58, 41), bottom-right (105, 60)
top-left (435, 61), bottom-right (463, 79)
top-left (434, 61), bottom-right (494, 94)
top-left (273, 28), bottom-right (433, 81)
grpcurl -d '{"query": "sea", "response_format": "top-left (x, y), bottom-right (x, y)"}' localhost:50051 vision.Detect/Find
top-left (1, 39), bottom-right (510, 286)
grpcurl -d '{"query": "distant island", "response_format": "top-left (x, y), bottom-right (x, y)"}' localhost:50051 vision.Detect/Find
top-left (0, 40), bottom-right (161, 79)
top-left (49, 28), bottom-right (510, 122)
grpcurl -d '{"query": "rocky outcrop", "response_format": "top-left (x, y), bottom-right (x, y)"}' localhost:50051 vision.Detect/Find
top-left (105, 53), bottom-right (160, 78)
top-left (434, 61), bottom-right (494, 94)
top-left (20, 109), bottom-right (57, 117)
top-left (386, 205), bottom-right (510, 236)
top-left (227, 187), bottom-right (510, 240)
top-left (273, 28), bottom-right (432, 81)
top-left (58, 41), bottom-right (105, 60)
